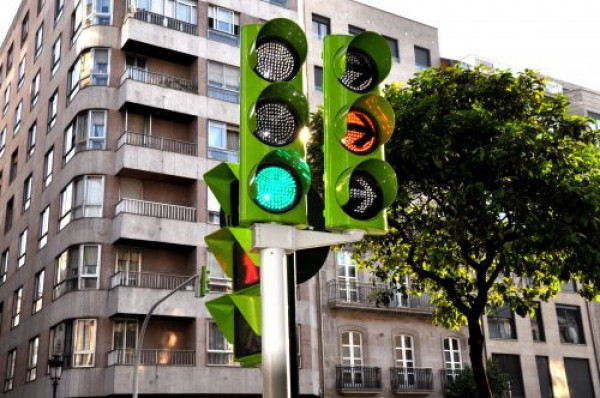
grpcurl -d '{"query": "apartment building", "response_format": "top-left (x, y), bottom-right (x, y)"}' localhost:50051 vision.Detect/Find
top-left (0, 0), bottom-right (442, 396)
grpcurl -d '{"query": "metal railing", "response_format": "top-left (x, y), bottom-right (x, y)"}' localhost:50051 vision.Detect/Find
top-left (116, 198), bottom-right (197, 222)
top-left (336, 366), bottom-right (382, 390)
top-left (441, 368), bottom-right (465, 389)
top-left (111, 271), bottom-right (196, 290)
top-left (118, 131), bottom-right (197, 156)
top-left (326, 280), bottom-right (432, 311)
top-left (390, 367), bottom-right (434, 391)
top-left (108, 349), bottom-right (195, 366)
top-left (122, 67), bottom-right (197, 94)
top-left (207, 29), bottom-right (239, 46)
top-left (52, 279), bottom-right (78, 301)
top-left (126, 3), bottom-right (198, 35)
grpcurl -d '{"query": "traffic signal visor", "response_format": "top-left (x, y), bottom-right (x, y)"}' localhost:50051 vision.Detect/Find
top-left (205, 228), bottom-right (259, 284)
top-left (204, 163), bottom-right (239, 219)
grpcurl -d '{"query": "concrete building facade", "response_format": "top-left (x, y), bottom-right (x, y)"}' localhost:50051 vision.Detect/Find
top-left (0, 0), bottom-right (598, 397)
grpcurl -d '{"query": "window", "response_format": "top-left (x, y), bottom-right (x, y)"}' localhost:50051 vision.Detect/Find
top-left (207, 61), bottom-right (240, 103)
top-left (17, 229), bottom-right (28, 268)
top-left (488, 304), bottom-right (517, 339)
top-left (54, 244), bottom-right (101, 299)
top-left (9, 149), bottom-right (18, 182)
top-left (4, 349), bottom-right (16, 392)
top-left (207, 120), bottom-right (239, 161)
top-left (30, 71), bottom-right (41, 107)
top-left (208, 6), bottom-right (240, 46)
top-left (261, 0), bottom-right (288, 7)
top-left (64, 110), bottom-right (107, 162)
top-left (14, 101), bottom-right (23, 133)
top-left (74, 319), bottom-right (97, 367)
top-left (17, 57), bottom-right (26, 89)
top-left (3, 84), bottom-right (10, 114)
top-left (68, 49), bottom-right (110, 101)
top-left (48, 90), bottom-right (58, 129)
top-left (314, 66), bottom-right (323, 91)
top-left (112, 319), bottom-right (137, 363)
top-left (384, 36), bottom-right (399, 62)
top-left (414, 46), bottom-right (431, 71)
top-left (32, 269), bottom-right (45, 315)
top-left (38, 206), bottom-right (49, 248)
top-left (34, 24), bottom-right (43, 59)
top-left (115, 247), bottom-right (141, 285)
top-left (26, 336), bottom-right (39, 382)
top-left (27, 123), bottom-right (37, 159)
top-left (55, 0), bottom-right (65, 21)
top-left (564, 358), bottom-right (595, 398)
top-left (588, 111), bottom-right (600, 130)
top-left (207, 188), bottom-right (220, 224)
top-left (337, 251), bottom-right (357, 302)
top-left (530, 302), bottom-right (545, 342)
top-left (340, 331), bottom-right (364, 387)
top-left (21, 13), bottom-right (30, 44)
top-left (11, 287), bottom-right (23, 328)
top-left (51, 35), bottom-right (61, 76)
top-left (312, 14), bottom-right (330, 39)
top-left (207, 320), bottom-right (234, 365)
top-left (560, 279), bottom-right (577, 292)
top-left (394, 334), bottom-right (414, 368)
top-left (4, 197), bottom-right (14, 232)
top-left (59, 176), bottom-right (104, 229)
top-left (175, 0), bottom-right (197, 24)
top-left (536, 356), bottom-right (553, 398)
top-left (43, 148), bottom-right (54, 187)
top-left (0, 128), bottom-right (5, 157)
top-left (348, 25), bottom-right (365, 35)
top-left (49, 322), bottom-right (70, 365)
top-left (0, 249), bottom-right (8, 284)
top-left (71, 0), bottom-right (112, 39)
top-left (443, 337), bottom-right (462, 382)
top-left (38, 0), bottom-right (46, 14)
top-left (6, 44), bottom-right (13, 71)
top-left (492, 354), bottom-right (524, 398)
top-left (22, 175), bottom-right (32, 212)
top-left (556, 305), bottom-right (585, 344)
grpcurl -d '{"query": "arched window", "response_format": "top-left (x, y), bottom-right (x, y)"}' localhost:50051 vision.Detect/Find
top-left (394, 334), bottom-right (414, 368)
top-left (340, 331), bottom-right (364, 388)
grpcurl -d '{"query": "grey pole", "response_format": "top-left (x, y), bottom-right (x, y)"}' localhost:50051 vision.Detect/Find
top-left (260, 247), bottom-right (291, 398)
top-left (132, 273), bottom-right (198, 398)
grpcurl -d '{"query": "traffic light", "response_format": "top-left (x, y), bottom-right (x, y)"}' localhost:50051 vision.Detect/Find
top-left (199, 266), bottom-right (210, 297)
top-left (239, 18), bottom-right (311, 227)
top-left (323, 32), bottom-right (398, 234)
top-left (205, 227), bottom-right (262, 365)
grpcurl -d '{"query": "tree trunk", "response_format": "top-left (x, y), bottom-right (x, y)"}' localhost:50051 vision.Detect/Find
top-left (467, 316), bottom-right (493, 398)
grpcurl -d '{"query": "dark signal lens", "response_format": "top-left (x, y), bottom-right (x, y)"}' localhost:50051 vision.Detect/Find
top-left (255, 100), bottom-right (297, 146)
top-left (255, 39), bottom-right (298, 82)
top-left (340, 50), bottom-right (377, 93)
top-left (342, 170), bottom-right (383, 220)
top-left (342, 110), bottom-right (378, 154)
top-left (234, 308), bottom-right (261, 358)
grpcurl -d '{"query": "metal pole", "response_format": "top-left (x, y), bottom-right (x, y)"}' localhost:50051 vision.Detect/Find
top-left (52, 380), bottom-right (58, 398)
top-left (260, 247), bottom-right (291, 398)
top-left (132, 273), bottom-right (198, 398)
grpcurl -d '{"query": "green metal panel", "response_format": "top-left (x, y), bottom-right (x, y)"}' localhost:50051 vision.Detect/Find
top-left (204, 227), bottom-right (259, 279)
top-left (204, 162), bottom-right (239, 219)
top-left (239, 19), bottom-right (310, 227)
top-left (323, 32), bottom-right (398, 234)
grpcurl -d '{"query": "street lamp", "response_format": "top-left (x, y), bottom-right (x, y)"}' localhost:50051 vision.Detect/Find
top-left (48, 355), bottom-right (63, 398)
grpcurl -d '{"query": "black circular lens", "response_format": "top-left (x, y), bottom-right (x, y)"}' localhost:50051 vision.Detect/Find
top-left (342, 170), bottom-right (383, 220)
top-left (255, 100), bottom-right (298, 146)
top-left (340, 50), bottom-right (377, 93)
top-left (255, 39), bottom-right (298, 82)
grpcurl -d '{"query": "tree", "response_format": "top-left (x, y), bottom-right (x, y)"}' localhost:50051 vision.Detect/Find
top-left (308, 66), bottom-right (600, 397)
top-left (445, 360), bottom-right (510, 398)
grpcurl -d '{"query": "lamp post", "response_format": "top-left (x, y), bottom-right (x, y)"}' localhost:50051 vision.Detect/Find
top-left (48, 355), bottom-right (63, 398)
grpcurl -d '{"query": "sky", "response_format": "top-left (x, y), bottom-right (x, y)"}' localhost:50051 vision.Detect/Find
top-left (1, 0), bottom-right (598, 91)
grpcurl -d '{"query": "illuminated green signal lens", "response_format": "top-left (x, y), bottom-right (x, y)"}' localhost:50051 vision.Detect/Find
top-left (253, 165), bottom-right (299, 213)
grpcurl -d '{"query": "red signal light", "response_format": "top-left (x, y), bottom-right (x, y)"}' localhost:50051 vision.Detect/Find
top-left (342, 110), bottom-right (378, 154)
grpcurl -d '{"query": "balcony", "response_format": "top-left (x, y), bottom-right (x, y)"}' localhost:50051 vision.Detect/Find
top-left (326, 280), bottom-right (433, 314)
top-left (336, 366), bottom-right (382, 394)
top-left (108, 349), bottom-right (195, 366)
top-left (116, 198), bottom-right (196, 222)
top-left (122, 67), bottom-right (197, 94)
top-left (390, 368), bottom-right (434, 394)
top-left (118, 131), bottom-right (197, 156)
top-left (111, 271), bottom-right (195, 290)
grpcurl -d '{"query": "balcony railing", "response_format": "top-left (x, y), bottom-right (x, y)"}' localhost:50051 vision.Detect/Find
top-left (53, 279), bottom-right (78, 301)
top-left (118, 131), bottom-right (198, 156)
top-left (326, 280), bottom-right (432, 311)
top-left (108, 349), bottom-right (195, 366)
top-left (116, 198), bottom-right (197, 222)
top-left (126, 3), bottom-right (198, 35)
top-left (111, 271), bottom-right (196, 290)
top-left (336, 366), bottom-right (382, 391)
top-left (122, 67), bottom-right (198, 94)
top-left (390, 367), bottom-right (434, 392)
top-left (441, 368), bottom-right (465, 389)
